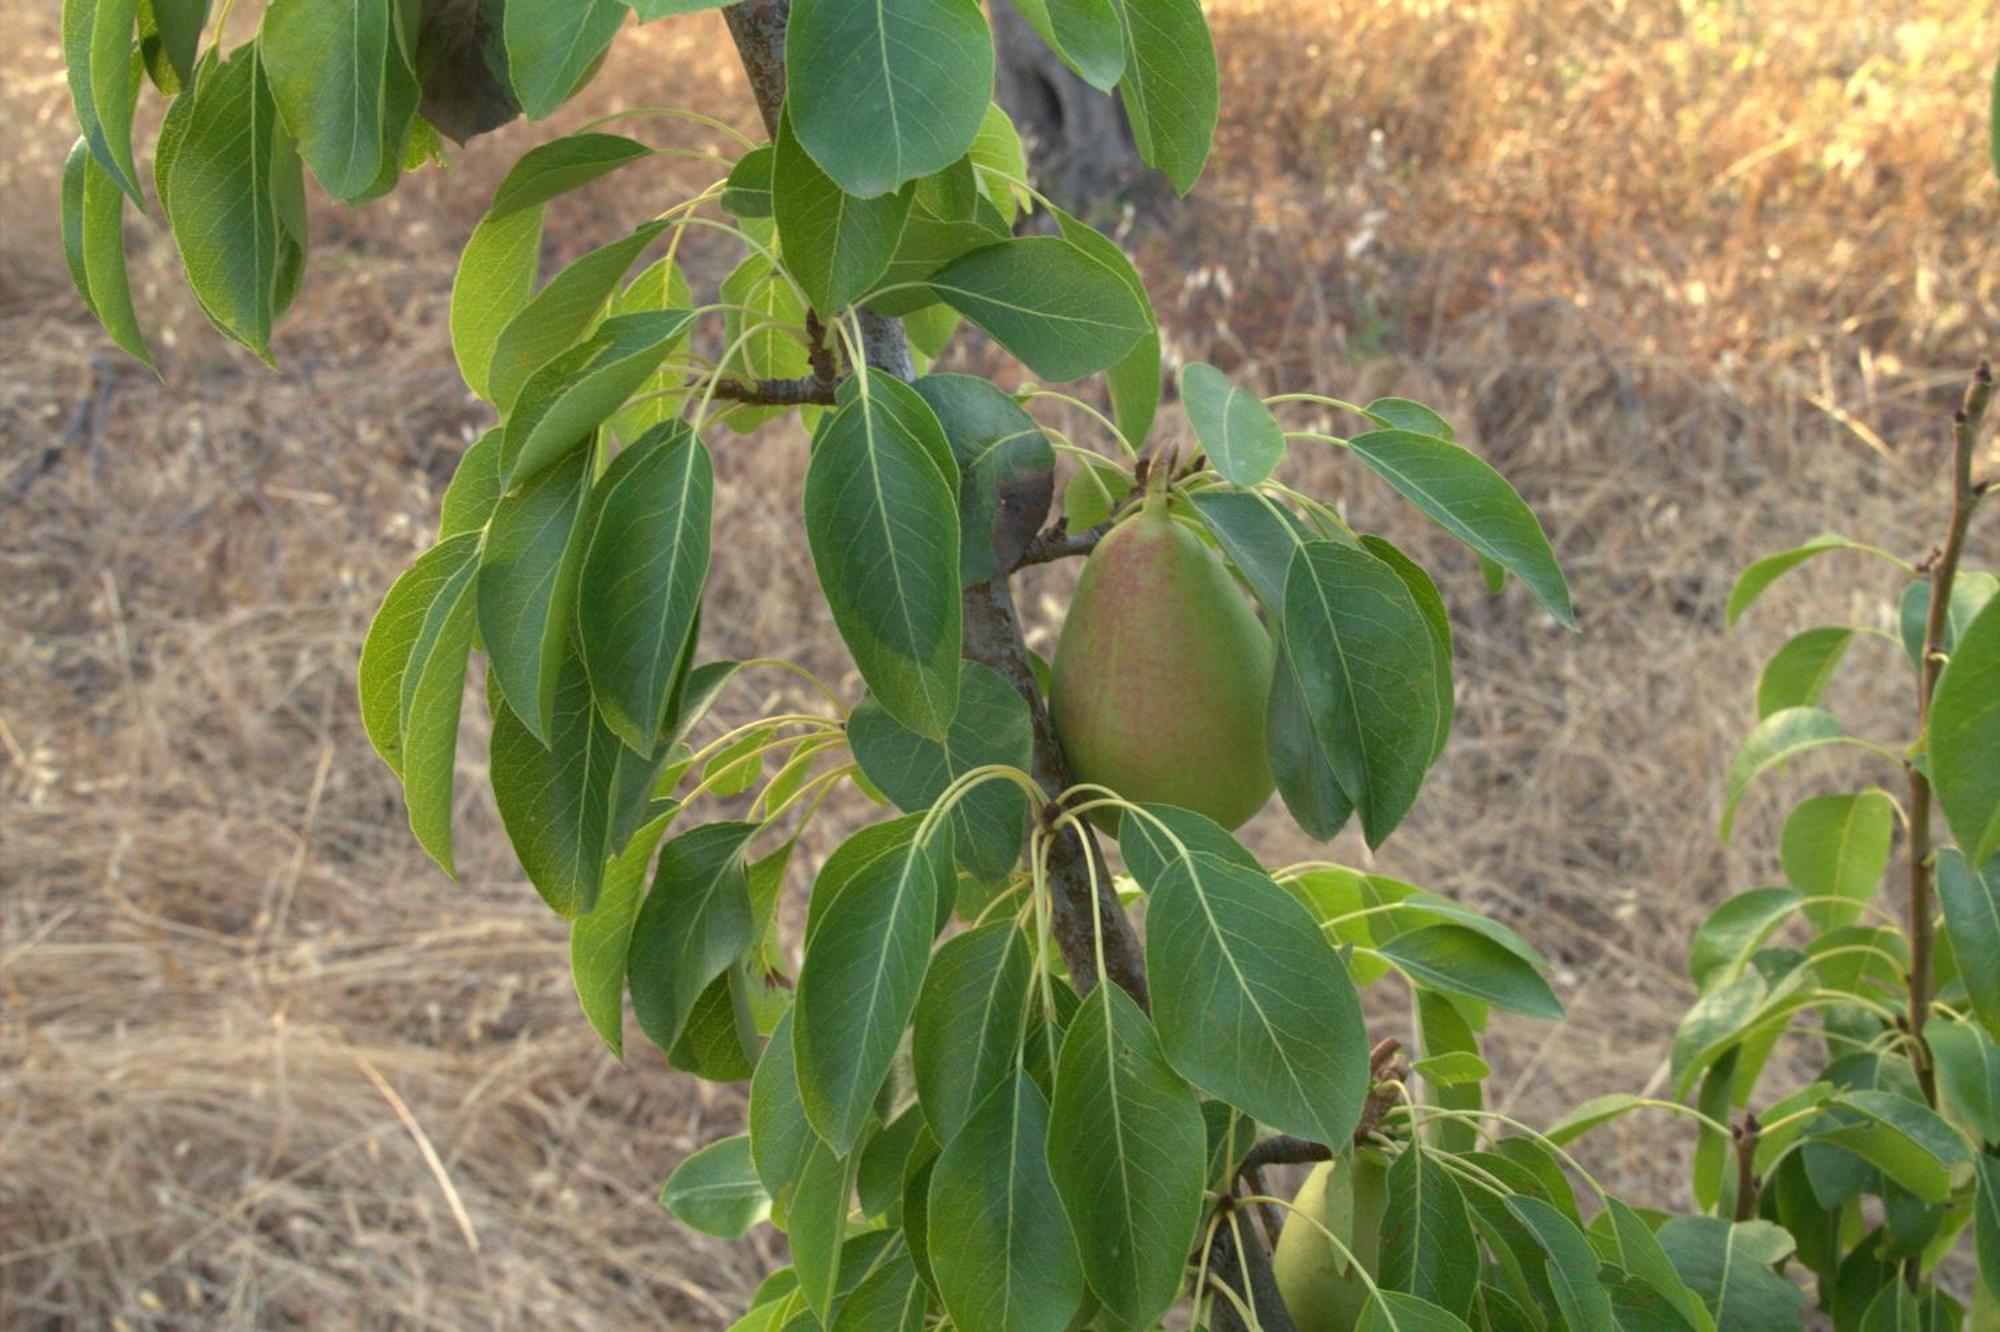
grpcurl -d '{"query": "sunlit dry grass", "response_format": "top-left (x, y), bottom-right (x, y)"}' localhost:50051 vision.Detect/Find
top-left (3, 0), bottom-right (1997, 1325)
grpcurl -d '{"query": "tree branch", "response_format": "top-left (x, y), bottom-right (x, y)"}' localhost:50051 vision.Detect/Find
top-left (1905, 359), bottom-right (1993, 1108)
top-left (1014, 518), bottom-right (1111, 568)
top-left (720, 0), bottom-right (1148, 1009)
top-left (706, 375), bottom-right (839, 407)
top-left (1205, 1201), bottom-right (1300, 1332)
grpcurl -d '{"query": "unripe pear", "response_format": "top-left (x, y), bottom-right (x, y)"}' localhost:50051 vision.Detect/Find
top-left (1272, 1155), bottom-right (1388, 1331)
top-left (1049, 490), bottom-right (1275, 830)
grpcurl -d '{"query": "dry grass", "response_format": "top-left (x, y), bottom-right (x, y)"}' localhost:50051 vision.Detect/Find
top-left (3, 0), bottom-right (1997, 1325)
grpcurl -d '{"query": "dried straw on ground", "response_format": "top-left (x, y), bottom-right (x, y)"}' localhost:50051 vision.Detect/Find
top-left (3, 1), bottom-right (1997, 1326)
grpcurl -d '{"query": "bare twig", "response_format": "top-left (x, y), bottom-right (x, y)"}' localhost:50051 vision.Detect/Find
top-left (1732, 1113), bottom-right (1760, 1222)
top-left (1906, 360), bottom-right (1992, 1107)
top-left (1014, 518), bottom-right (1111, 567)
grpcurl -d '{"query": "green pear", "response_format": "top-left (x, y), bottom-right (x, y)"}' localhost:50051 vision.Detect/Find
top-left (1272, 1155), bottom-right (1387, 1331)
top-left (1049, 489), bottom-right (1275, 830)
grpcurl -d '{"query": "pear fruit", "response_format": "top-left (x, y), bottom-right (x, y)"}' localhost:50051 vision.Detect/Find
top-left (1272, 1154), bottom-right (1388, 1331)
top-left (1049, 490), bottom-right (1275, 830)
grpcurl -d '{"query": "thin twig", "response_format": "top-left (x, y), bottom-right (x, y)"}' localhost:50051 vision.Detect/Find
top-left (1731, 1113), bottom-right (1760, 1222)
top-left (1905, 360), bottom-right (1992, 1108)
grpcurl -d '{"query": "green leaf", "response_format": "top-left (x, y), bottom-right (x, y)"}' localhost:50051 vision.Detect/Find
top-left (1382, 1142), bottom-right (1478, 1317)
top-left (64, 0), bottom-right (145, 203)
top-left (486, 217), bottom-right (671, 413)
top-left (1041, 0), bottom-right (1123, 90)
top-left (1505, 1196), bottom-right (1617, 1331)
top-left (1757, 626), bottom-right (1859, 719)
top-left (1901, 571), bottom-right (1999, 670)
top-left (927, 1074), bottom-right (1085, 1332)
top-left (61, 140), bottom-right (157, 373)
top-left (855, 1103), bottom-right (926, 1221)
top-left (1597, 1199), bottom-right (1715, 1332)
top-left (1283, 540), bottom-right (1444, 846)
top-left (569, 809), bottom-right (671, 1058)
top-left (783, 0), bottom-right (994, 198)
top-left (1545, 1093), bottom-right (1646, 1147)
top-left (928, 236), bottom-right (1154, 381)
top-left (789, 1131), bottom-right (864, 1322)
top-left (1190, 491), bottom-right (1315, 614)
top-left (1063, 455), bottom-right (1133, 531)
top-left (1180, 363), bottom-right (1284, 487)
top-left (1939, 849), bottom-right (2000, 1040)
top-left (139, 0), bottom-right (207, 92)
top-left (357, 532), bottom-right (480, 873)
top-left (1669, 955), bottom-right (1815, 1096)
top-left (577, 423), bottom-right (712, 751)
top-left (718, 255), bottom-right (811, 433)
top-left (476, 449), bottom-right (591, 740)
top-left (1366, 398), bottom-right (1454, 438)
top-left (1357, 1291), bottom-right (1477, 1331)
top-left (1122, 822), bottom-right (1369, 1144)
top-left (969, 101), bottom-right (1030, 221)
top-left (1688, 886), bottom-right (1801, 991)
top-left (794, 818), bottom-right (952, 1156)
top-left (1978, 1151), bottom-right (2000, 1302)
top-left (259, 0), bottom-right (398, 201)
top-left (1410, 1051), bottom-right (1489, 1087)
top-left (1377, 924), bottom-right (1564, 1019)
top-left (1344, 429), bottom-right (1574, 627)
top-left (1726, 533), bottom-right (1880, 626)
top-left (490, 650), bottom-right (666, 920)
top-left (1932, 596), bottom-right (2000, 865)
top-left (1107, 0), bottom-right (1216, 193)
top-left (500, 307), bottom-right (695, 485)
top-left (749, 1011), bottom-right (813, 1213)
top-left (848, 661), bottom-right (1033, 884)
top-left (914, 374), bottom-right (1055, 586)
top-left (721, 142), bottom-right (774, 217)
top-left (1416, 991), bottom-right (1482, 1152)
top-left (628, 821), bottom-right (760, 1053)
top-left (162, 40), bottom-right (302, 360)
top-left (504, 0), bottom-right (624, 119)
top-left (608, 258), bottom-right (696, 441)
top-left (803, 371), bottom-right (962, 740)
top-left (666, 937), bottom-right (765, 1084)
top-left (359, 534), bottom-right (476, 777)
top-left (1718, 706), bottom-right (1850, 840)
top-left (772, 111), bottom-right (913, 314)
top-left (1814, 1089), bottom-right (1972, 1203)
top-left (490, 131), bottom-right (652, 218)
top-left (450, 207), bottom-right (543, 403)
top-left (662, 1134), bottom-right (771, 1239)
top-left (1782, 792), bottom-right (1894, 932)
top-left (1046, 982), bottom-right (1205, 1328)
top-left (1362, 534), bottom-right (1455, 766)
top-left (1048, 209), bottom-right (1159, 450)
top-left (865, 190), bottom-right (1011, 319)
top-left (911, 920), bottom-right (1034, 1145)
top-left (1186, 494), bottom-right (1354, 839)
top-left (1655, 1217), bottom-right (1806, 1331)
top-left (831, 1242), bottom-right (928, 1332)
top-left (1928, 1018), bottom-right (2000, 1144)
top-left (438, 429), bottom-right (505, 538)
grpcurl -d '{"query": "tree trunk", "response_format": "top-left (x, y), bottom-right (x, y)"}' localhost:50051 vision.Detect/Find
top-left (989, 0), bottom-right (1143, 216)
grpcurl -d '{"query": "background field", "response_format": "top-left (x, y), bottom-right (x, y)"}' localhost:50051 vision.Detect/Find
top-left (3, 1), bottom-right (1998, 1325)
